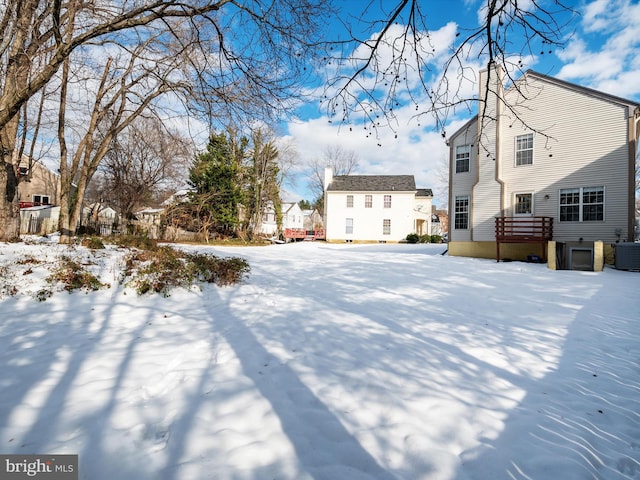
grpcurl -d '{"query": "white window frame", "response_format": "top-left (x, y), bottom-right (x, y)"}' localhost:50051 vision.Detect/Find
top-left (454, 195), bottom-right (469, 230)
top-left (346, 195), bottom-right (353, 208)
top-left (364, 194), bottom-right (372, 208)
top-left (345, 218), bottom-right (353, 234)
top-left (455, 144), bottom-right (470, 173)
top-left (383, 195), bottom-right (391, 208)
top-left (382, 219), bottom-right (391, 235)
top-left (514, 192), bottom-right (534, 216)
top-left (515, 133), bottom-right (534, 166)
top-left (559, 186), bottom-right (605, 222)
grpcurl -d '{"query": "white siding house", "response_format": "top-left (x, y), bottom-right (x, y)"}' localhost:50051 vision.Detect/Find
top-left (324, 168), bottom-right (433, 243)
top-left (256, 201), bottom-right (278, 236)
top-left (282, 202), bottom-right (304, 230)
top-left (447, 64), bottom-right (640, 267)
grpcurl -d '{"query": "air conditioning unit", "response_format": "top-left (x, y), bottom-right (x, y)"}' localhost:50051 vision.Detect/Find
top-left (615, 243), bottom-right (640, 271)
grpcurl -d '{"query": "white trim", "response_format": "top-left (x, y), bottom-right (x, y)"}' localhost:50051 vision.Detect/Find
top-left (558, 186), bottom-right (605, 222)
top-left (513, 191), bottom-right (534, 216)
top-left (514, 132), bottom-right (534, 166)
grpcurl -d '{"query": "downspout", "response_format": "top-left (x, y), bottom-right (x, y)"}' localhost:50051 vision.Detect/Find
top-left (629, 106), bottom-right (640, 241)
top-left (446, 140), bottom-right (453, 239)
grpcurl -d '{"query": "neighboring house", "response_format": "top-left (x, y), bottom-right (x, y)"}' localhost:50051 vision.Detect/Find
top-left (447, 64), bottom-right (640, 270)
top-left (134, 207), bottom-right (164, 238)
top-left (255, 201), bottom-right (279, 236)
top-left (433, 209), bottom-right (449, 237)
top-left (17, 159), bottom-right (63, 235)
top-left (17, 159), bottom-right (61, 208)
top-left (161, 188), bottom-right (192, 207)
top-left (79, 203), bottom-right (119, 235)
top-left (282, 202), bottom-right (304, 230)
top-left (414, 189), bottom-right (434, 237)
top-left (302, 209), bottom-right (324, 231)
top-left (324, 167), bottom-right (434, 243)
top-left (20, 205), bottom-right (60, 235)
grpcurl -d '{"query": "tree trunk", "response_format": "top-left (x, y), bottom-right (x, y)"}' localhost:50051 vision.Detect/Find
top-left (0, 0), bottom-right (38, 241)
top-left (0, 154), bottom-right (20, 240)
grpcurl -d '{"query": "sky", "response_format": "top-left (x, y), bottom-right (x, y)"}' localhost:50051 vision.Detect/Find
top-left (1, 238), bottom-right (639, 479)
top-left (278, 0), bottom-right (640, 208)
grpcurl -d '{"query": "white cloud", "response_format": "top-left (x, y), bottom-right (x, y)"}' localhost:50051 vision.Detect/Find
top-left (556, 0), bottom-right (640, 99)
top-left (282, 110), bottom-right (451, 208)
top-left (282, 18), bottom-right (489, 209)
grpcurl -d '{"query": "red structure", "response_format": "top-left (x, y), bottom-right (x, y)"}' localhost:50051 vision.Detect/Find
top-left (284, 229), bottom-right (325, 241)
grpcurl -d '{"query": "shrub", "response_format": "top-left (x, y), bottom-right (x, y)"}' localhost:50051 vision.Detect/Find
top-left (122, 246), bottom-right (250, 296)
top-left (46, 256), bottom-right (109, 293)
top-left (419, 234), bottom-right (431, 243)
top-left (81, 236), bottom-right (105, 249)
top-left (16, 255), bottom-right (41, 265)
top-left (406, 233), bottom-right (419, 244)
top-left (431, 235), bottom-right (442, 243)
top-left (110, 234), bottom-right (157, 251)
top-left (35, 289), bottom-right (52, 301)
top-left (186, 253), bottom-right (251, 286)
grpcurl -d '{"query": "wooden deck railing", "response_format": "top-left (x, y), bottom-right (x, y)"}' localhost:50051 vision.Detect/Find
top-left (284, 228), bottom-right (325, 241)
top-left (495, 216), bottom-right (553, 262)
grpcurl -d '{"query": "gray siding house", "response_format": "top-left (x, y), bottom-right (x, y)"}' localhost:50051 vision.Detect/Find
top-left (447, 64), bottom-right (639, 268)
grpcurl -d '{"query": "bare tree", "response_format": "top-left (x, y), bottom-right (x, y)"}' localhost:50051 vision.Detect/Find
top-left (97, 118), bottom-right (191, 222)
top-left (0, 0), bottom-right (335, 240)
top-left (55, 35), bottom-right (190, 243)
top-left (307, 145), bottom-right (359, 202)
top-left (323, 0), bottom-right (576, 137)
top-left (245, 128), bottom-right (281, 237)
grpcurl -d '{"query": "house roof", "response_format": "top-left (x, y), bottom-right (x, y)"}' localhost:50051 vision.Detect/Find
top-left (447, 68), bottom-right (640, 142)
top-left (327, 175), bottom-right (416, 192)
top-left (415, 188), bottom-right (433, 197)
top-left (282, 203), bottom-right (295, 213)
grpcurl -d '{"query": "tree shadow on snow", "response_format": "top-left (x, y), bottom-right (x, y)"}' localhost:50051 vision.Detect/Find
top-left (453, 269), bottom-right (640, 479)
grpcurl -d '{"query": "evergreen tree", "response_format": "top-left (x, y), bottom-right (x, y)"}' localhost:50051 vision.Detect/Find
top-left (298, 199), bottom-right (312, 210)
top-left (186, 132), bottom-right (246, 237)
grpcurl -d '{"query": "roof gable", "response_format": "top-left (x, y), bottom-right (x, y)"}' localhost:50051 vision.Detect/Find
top-left (522, 70), bottom-right (639, 109)
top-left (447, 69), bottom-right (640, 143)
top-left (327, 175), bottom-right (416, 192)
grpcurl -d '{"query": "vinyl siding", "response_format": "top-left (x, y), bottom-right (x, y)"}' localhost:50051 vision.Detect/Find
top-left (500, 75), bottom-right (631, 242)
top-left (449, 119), bottom-right (478, 242)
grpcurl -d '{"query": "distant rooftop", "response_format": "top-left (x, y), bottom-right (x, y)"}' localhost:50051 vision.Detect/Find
top-left (327, 175), bottom-right (416, 192)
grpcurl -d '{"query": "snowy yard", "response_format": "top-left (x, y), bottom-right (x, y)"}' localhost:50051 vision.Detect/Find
top-left (0, 239), bottom-right (639, 480)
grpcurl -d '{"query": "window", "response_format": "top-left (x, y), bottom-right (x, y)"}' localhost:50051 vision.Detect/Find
top-left (19, 166), bottom-right (28, 176)
top-left (383, 219), bottom-right (391, 235)
top-left (515, 133), bottom-right (533, 166)
top-left (514, 193), bottom-right (533, 215)
top-left (345, 218), bottom-right (353, 234)
top-left (560, 186), bottom-right (604, 222)
top-left (455, 145), bottom-right (470, 173)
top-left (365, 195), bottom-right (372, 208)
top-left (383, 195), bottom-right (391, 208)
top-left (346, 195), bottom-right (353, 208)
top-left (582, 187), bottom-right (604, 221)
top-left (454, 196), bottom-right (469, 229)
top-left (33, 195), bottom-right (50, 205)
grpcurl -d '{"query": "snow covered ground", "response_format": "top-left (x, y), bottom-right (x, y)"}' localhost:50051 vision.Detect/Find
top-left (0, 238), bottom-right (639, 480)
